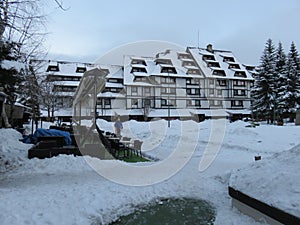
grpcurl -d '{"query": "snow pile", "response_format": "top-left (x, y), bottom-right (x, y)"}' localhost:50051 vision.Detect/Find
top-left (230, 144), bottom-right (300, 217)
top-left (0, 129), bottom-right (32, 172)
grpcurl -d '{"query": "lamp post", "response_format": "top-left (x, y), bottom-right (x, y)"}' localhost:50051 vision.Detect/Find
top-left (168, 72), bottom-right (170, 128)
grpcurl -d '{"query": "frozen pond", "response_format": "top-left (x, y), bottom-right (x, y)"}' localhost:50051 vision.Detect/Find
top-left (109, 198), bottom-right (215, 225)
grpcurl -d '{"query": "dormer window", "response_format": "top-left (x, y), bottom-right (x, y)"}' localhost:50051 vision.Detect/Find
top-left (187, 69), bottom-right (200, 75)
top-left (207, 62), bottom-right (220, 68)
top-left (76, 67), bottom-right (86, 73)
top-left (212, 69), bottom-right (226, 76)
top-left (161, 67), bottom-right (177, 74)
top-left (177, 53), bottom-right (191, 59)
top-left (223, 56), bottom-right (235, 62)
top-left (228, 64), bottom-right (240, 69)
top-left (202, 55), bottom-right (215, 61)
top-left (131, 67), bottom-right (147, 73)
top-left (134, 76), bottom-right (147, 82)
top-left (234, 71), bottom-right (247, 78)
top-left (131, 59), bottom-right (147, 66)
top-left (155, 58), bottom-right (173, 65)
top-left (182, 61), bottom-right (196, 67)
top-left (46, 65), bottom-right (59, 72)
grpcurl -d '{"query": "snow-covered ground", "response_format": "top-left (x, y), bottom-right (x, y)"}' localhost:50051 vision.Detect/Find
top-left (0, 119), bottom-right (299, 225)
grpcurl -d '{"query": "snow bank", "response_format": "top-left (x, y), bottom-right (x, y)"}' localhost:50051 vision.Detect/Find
top-left (0, 120), bottom-right (299, 225)
top-left (0, 129), bottom-right (32, 172)
top-left (230, 144), bottom-right (300, 218)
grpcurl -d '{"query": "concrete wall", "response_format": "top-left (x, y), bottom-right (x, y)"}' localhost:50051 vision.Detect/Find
top-left (296, 109), bottom-right (300, 125)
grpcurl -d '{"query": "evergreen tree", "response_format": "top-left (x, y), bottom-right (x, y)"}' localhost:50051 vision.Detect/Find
top-left (281, 42), bottom-right (300, 121)
top-left (0, 40), bottom-right (24, 104)
top-left (274, 42), bottom-right (287, 117)
top-left (251, 39), bottom-right (276, 123)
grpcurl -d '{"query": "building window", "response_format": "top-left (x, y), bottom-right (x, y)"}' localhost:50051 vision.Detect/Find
top-left (131, 100), bottom-right (138, 108)
top-left (131, 87), bottom-right (138, 94)
top-left (186, 88), bottom-right (200, 95)
top-left (233, 80), bottom-right (246, 86)
top-left (161, 67), bottom-right (177, 74)
top-left (131, 59), bottom-right (147, 66)
top-left (217, 89), bottom-right (222, 96)
top-left (131, 67), bottom-right (147, 73)
top-left (161, 99), bottom-right (167, 106)
top-left (231, 100), bottom-right (243, 107)
top-left (46, 65), bottom-right (59, 72)
top-left (183, 61), bottom-right (196, 67)
top-left (228, 64), bottom-right (240, 69)
top-left (218, 80), bottom-right (227, 86)
top-left (178, 53), bottom-right (191, 59)
top-left (234, 71), bottom-right (247, 78)
top-left (209, 89), bottom-right (214, 95)
top-left (209, 100), bottom-right (222, 107)
top-left (223, 56), bottom-right (235, 62)
top-left (169, 99), bottom-right (176, 106)
top-left (110, 88), bottom-right (118, 93)
top-left (161, 99), bottom-right (175, 107)
top-left (144, 87), bottom-right (150, 94)
top-left (162, 87), bottom-right (175, 94)
top-left (134, 76), bottom-right (147, 82)
top-left (202, 55), bottom-right (215, 61)
top-left (161, 77), bottom-right (176, 84)
top-left (207, 62), bottom-right (220, 68)
top-left (234, 90), bottom-right (246, 96)
top-left (186, 78), bottom-right (200, 85)
top-left (104, 99), bottom-right (111, 108)
top-left (209, 79), bottom-right (214, 85)
top-left (187, 69), bottom-right (200, 75)
top-left (187, 100), bottom-right (201, 107)
top-left (155, 58), bottom-right (173, 65)
top-left (213, 70), bottom-right (226, 76)
top-left (76, 67), bottom-right (86, 73)
top-left (108, 79), bottom-right (119, 83)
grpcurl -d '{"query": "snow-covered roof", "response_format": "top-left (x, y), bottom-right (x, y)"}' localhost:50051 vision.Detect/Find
top-left (147, 108), bottom-right (192, 117)
top-left (123, 51), bottom-right (205, 85)
top-left (97, 92), bottom-right (125, 98)
top-left (54, 81), bottom-right (80, 86)
top-left (188, 47), bottom-right (254, 80)
top-left (105, 82), bottom-right (124, 88)
top-left (56, 92), bottom-right (75, 97)
top-left (1, 60), bottom-right (26, 71)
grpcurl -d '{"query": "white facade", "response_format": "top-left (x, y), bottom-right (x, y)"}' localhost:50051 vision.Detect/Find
top-left (34, 45), bottom-right (255, 119)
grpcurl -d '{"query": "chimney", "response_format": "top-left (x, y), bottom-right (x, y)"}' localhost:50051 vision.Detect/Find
top-left (206, 44), bottom-right (213, 52)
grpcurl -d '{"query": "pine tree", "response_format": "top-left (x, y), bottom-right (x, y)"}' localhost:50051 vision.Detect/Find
top-left (0, 41), bottom-right (24, 104)
top-left (251, 39), bottom-right (277, 123)
top-left (281, 42), bottom-right (300, 121)
top-left (274, 42), bottom-right (287, 117)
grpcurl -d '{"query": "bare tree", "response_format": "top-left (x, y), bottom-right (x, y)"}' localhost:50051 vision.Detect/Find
top-left (39, 77), bottom-right (62, 118)
top-left (1, 0), bottom-right (68, 125)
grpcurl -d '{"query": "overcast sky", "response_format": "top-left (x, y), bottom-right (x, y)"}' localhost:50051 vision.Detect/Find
top-left (45, 0), bottom-right (300, 65)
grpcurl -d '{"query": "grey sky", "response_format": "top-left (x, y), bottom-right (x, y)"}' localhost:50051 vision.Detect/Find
top-left (45, 0), bottom-right (300, 65)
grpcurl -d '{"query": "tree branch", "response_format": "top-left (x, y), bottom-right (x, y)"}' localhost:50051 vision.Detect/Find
top-left (53, 0), bottom-right (70, 11)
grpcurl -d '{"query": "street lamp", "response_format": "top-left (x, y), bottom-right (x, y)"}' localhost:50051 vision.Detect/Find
top-left (168, 72), bottom-right (170, 128)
